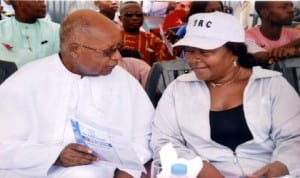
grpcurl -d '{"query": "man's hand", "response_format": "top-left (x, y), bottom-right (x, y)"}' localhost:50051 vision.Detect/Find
top-left (248, 161), bottom-right (289, 178)
top-left (114, 169), bottom-right (134, 178)
top-left (197, 161), bottom-right (224, 178)
top-left (268, 47), bottom-right (299, 62)
top-left (55, 143), bottom-right (98, 167)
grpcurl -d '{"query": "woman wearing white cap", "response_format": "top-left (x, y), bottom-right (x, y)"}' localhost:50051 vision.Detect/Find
top-left (151, 12), bottom-right (300, 178)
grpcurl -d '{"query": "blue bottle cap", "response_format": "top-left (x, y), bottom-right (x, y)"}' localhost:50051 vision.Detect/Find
top-left (171, 163), bottom-right (187, 176)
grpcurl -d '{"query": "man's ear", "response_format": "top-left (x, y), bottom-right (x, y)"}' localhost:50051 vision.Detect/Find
top-left (260, 8), bottom-right (269, 18)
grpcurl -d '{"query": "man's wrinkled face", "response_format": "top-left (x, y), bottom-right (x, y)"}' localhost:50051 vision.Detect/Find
top-left (69, 27), bottom-right (123, 76)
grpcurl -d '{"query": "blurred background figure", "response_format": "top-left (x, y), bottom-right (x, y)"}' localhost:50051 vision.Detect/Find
top-left (232, 0), bottom-right (255, 30)
top-left (246, 1), bottom-right (300, 66)
top-left (0, 0), bottom-right (14, 19)
top-left (119, 1), bottom-right (173, 66)
top-left (94, 0), bottom-right (119, 22)
top-left (161, 1), bottom-right (191, 31)
top-left (142, 0), bottom-right (168, 18)
top-left (0, 0), bottom-right (60, 67)
top-left (68, 0), bottom-right (97, 14)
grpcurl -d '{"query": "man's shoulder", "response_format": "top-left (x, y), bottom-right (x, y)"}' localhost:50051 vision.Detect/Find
top-left (282, 27), bottom-right (300, 39)
top-left (0, 17), bottom-right (13, 31)
top-left (245, 26), bottom-right (261, 37)
top-left (37, 19), bottom-right (60, 31)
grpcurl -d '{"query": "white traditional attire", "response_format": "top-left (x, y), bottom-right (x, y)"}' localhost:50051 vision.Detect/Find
top-left (0, 54), bottom-right (154, 178)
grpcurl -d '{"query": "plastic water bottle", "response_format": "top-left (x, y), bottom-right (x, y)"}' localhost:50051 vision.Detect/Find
top-left (170, 163), bottom-right (188, 178)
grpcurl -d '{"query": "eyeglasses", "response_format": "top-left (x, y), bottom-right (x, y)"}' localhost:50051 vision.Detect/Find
top-left (79, 42), bottom-right (124, 58)
top-left (124, 12), bottom-right (143, 18)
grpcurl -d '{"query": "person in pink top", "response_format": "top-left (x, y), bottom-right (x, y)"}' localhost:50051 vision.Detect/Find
top-left (246, 1), bottom-right (300, 66)
top-left (118, 57), bottom-right (150, 88)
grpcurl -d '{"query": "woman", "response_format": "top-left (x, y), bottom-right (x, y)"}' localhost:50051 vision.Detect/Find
top-left (151, 12), bottom-right (300, 178)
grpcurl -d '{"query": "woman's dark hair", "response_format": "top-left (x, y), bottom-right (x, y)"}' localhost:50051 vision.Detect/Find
top-left (225, 42), bottom-right (268, 68)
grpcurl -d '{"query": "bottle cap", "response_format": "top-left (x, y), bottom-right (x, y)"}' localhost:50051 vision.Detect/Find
top-left (171, 163), bottom-right (187, 176)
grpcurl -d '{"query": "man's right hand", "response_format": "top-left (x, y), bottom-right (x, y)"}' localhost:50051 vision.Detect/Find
top-left (55, 143), bottom-right (98, 167)
top-left (197, 161), bottom-right (224, 178)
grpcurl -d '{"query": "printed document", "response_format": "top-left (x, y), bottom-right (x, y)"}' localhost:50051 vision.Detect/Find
top-left (71, 119), bottom-right (144, 171)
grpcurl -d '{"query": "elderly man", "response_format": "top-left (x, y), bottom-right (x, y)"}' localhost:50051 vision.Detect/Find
top-left (0, 10), bottom-right (153, 178)
top-left (0, 0), bottom-right (59, 67)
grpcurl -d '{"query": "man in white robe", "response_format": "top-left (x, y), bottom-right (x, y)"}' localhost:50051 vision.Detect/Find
top-left (0, 10), bottom-right (154, 178)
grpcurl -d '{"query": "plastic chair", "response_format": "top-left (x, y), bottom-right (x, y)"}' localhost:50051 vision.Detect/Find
top-left (145, 58), bottom-right (191, 107)
top-left (0, 60), bottom-right (17, 85)
top-left (277, 57), bottom-right (300, 94)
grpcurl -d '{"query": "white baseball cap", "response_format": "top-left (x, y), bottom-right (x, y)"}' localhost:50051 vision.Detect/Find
top-left (173, 11), bottom-right (245, 50)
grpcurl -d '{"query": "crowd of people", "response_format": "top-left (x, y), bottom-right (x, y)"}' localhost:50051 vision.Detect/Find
top-left (0, 1), bottom-right (300, 178)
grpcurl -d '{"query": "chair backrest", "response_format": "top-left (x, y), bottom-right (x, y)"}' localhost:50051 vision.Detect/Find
top-left (145, 58), bottom-right (191, 107)
top-left (0, 60), bottom-right (17, 85)
top-left (277, 57), bottom-right (300, 94)
top-left (120, 48), bottom-right (143, 60)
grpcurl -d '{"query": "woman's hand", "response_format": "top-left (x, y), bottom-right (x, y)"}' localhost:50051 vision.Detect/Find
top-left (55, 143), bottom-right (98, 167)
top-left (248, 161), bottom-right (289, 178)
top-left (197, 161), bottom-right (224, 178)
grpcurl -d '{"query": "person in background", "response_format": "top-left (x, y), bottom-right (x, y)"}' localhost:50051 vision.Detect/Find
top-left (0, 0), bottom-right (3, 20)
top-left (246, 1), bottom-right (300, 66)
top-left (118, 56), bottom-right (150, 88)
top-left (151, 12), bottom-right (300, 178)
top-left (0, 10), bottom-right (153, 178)
top-left (119, 1), bottom-right (173, 66)
top-left (232, 1), bottom-right (255, 30)
top-left (0, 0), bottom-right (14, 19)
top-left (0, 0), bottom-right (59, 67)
top-left (142, 0), bottom-right (169, 18)
top-left (161, 1), bottom-right (192, 32)
top-left (94, 0), bottom-right (119, 22)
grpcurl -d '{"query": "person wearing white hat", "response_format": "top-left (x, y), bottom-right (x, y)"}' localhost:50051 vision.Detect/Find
top-left (151, 11), bottom-right (300, 178)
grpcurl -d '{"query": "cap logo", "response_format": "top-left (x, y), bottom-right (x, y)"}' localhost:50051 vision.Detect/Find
top-left (193, 19), bottom-right (212, 28)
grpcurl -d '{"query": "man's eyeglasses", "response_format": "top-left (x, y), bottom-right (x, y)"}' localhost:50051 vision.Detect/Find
top-left (79, 42), bottom-right (124, 58)
top-left (124, 12), bottom-right (143, 18)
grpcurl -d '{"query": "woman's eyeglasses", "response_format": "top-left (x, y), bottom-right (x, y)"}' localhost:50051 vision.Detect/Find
top-left (123, 12), bottom-right (143, 18)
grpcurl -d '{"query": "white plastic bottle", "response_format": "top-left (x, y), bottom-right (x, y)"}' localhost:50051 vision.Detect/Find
top-left (170, 163), bottom-right (188, 178)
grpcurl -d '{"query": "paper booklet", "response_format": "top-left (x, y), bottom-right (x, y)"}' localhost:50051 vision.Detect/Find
top-left (70, 119), bottom-right (145, 171)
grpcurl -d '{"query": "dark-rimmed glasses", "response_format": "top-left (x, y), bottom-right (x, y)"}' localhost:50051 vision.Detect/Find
top-left (79, 42), bottom-right (124, 58)
top-left (124, 12), bottom-right (143, 18)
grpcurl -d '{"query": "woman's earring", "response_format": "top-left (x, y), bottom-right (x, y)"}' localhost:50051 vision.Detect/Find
top-left (233, 60), bottom-right (237, 67)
